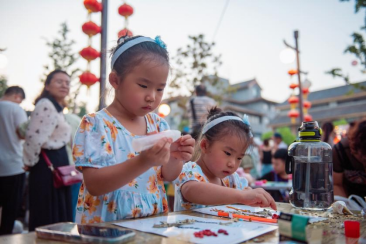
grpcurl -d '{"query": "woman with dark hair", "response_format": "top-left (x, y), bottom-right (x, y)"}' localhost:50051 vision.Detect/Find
top-left (260, 138), bottom-right (273, 176)
top-left (321, 122), bottom-right (335, 146)
top-left (333, 118), bottom-right (366, 198)
top-left (23, 70), bottom-right (73, 231)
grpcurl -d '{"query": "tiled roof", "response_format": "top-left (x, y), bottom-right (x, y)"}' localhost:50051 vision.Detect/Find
top-left (269, 100), bottom-right (366, 127)
top-left (230, 78), bottom-right (261, 90)
top-left (278, 81), bottom-right (366, 106)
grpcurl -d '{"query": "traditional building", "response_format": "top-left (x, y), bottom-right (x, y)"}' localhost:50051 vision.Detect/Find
top-left (162, 78), bottom-right (278, 137)
top-left (269, 81), bottom-right (366, 129)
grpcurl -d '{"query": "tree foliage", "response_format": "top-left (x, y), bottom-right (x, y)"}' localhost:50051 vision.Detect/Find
top-left (169, 34), bottom-right (224, 97)
top-left (326, 1), bottom-right (366, 91)
top-left (43, 22), bottom-right (86, 114)
top-left (0, 76), bottom-right (8, 98)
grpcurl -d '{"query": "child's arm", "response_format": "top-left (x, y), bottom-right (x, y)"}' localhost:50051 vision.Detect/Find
top-left (181, 181), bottom-right (277, 210)
top-left (161, 135), bottom-right (195, 181)
top-left (83, 138), bottom-right (172, 196)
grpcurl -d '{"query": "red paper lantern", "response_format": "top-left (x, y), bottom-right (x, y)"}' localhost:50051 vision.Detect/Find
top-left (82, 21), bottom-right (101, 37)
top-left (289, 83), bottom-right (298, 89)
top-left (118, 3), bottom-right (134, 18)
top-left (304, 114), bottom-right (313, 122)
top-left (288, 96), bottom-right (299, 104)
top-left (302, 87), bottom-right (309, 94)
top-left (79, 46), bottom-right (100, 62)
top-left (288, 69), bottom-right (298, 76)
top-left (118, 28), bottom-right (133, 38)
top-left (79, 71), bottom-right (99, 87)
top-left (288, 110), bottom-right (299, 118)
top-left (303, 101), bottom-right (312, 109)
top-left (84, 0), bottom-right (102, 12)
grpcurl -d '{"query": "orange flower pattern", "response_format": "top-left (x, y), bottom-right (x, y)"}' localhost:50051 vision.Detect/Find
top-left (72, 145), bottom-right (83, 162)
top-left (73, 110), bottom-right (171, 223)
top-left (173, 161), bottom-right (246, 212)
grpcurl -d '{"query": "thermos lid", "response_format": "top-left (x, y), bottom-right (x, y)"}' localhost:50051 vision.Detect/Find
top-left (298, 121), bottom-right (322, 142)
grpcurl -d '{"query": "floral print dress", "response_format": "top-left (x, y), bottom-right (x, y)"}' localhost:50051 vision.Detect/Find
top-left (173, 162), bottom-right (248, 211)
top-left (73, 109), bottom-right (169, 224)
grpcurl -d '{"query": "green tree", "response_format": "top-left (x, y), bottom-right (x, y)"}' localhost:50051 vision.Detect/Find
top-left (277, 127), bottom-right (297, 146)
top-left (0, 75), bottom-right (8, 98)
top-left (43, 22), bottom-right (86, 114)
top-left (326, 0), bottom-right (366, 91)
top-left (169, 34), bottom-right (232, 99)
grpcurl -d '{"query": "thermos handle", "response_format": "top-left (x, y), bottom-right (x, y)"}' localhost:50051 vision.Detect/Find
top-left (285, 156), bottom-right (293, 174)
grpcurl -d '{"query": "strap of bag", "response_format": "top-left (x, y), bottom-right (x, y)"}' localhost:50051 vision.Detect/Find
top-left (41, 150), bottom-right (54, 171)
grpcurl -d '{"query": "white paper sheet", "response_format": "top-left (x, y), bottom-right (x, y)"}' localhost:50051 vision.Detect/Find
top-left (114, 214), bottom-right (277, 244)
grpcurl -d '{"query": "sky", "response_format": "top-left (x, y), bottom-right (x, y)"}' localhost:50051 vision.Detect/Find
top-left (0, 0), bottom-right (365, 112)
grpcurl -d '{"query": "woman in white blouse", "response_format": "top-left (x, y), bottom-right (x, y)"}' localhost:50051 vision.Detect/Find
top-left (23, 70), bottom-right (73, 231)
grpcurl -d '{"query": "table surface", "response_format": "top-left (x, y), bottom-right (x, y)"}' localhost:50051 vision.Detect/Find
top-left (0, 202), bottom-right (365, 244)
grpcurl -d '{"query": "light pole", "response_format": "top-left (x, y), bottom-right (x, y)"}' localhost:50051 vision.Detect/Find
top-left (283, 30), bottom-right (307, 123)
top-left (99, 0), bottom-right (108, 110)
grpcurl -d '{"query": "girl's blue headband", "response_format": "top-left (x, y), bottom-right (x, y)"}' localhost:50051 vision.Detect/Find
top-left (111, 36), bottom-right (167, 69)
top-left (201, 114), bottom-right (253, 137)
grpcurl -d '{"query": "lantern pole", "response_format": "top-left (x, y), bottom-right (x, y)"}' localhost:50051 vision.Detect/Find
top-left (99, 0), bottom-right (108, 110)
top-left (284, 30), bottom-right (307, 123)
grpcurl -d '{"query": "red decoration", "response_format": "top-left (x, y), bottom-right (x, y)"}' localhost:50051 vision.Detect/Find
top-left (303, 101), bottom-right (312, 109)
top-left (80, 46), bottom-right (100, 62)
top-left (352, 60), bottom-right (358, 66)
top-left (302, 87), bottom-right (309, 94)
top-left (79, 71), bottom-right (99, 87)
top-left (304, 114), bottom-right (313, 122)
top-left (288, 96), bottom-right (299, 104)
top-left (84, 0), bottom-right (102, 12)
top-left (118, 3), bottom-right (134, 17)
top-left (118, 28), bottom-right (133, 38)
top-left (288, 69), bottom-right (298, 76)
top-left (288, 110), bottom-right (299, 118)
top-left (289, 83), bottom-right (298, 89)
top-left (82, 21), bottom-right (101, 37)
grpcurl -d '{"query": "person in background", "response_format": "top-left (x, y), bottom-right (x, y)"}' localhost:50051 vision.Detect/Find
top-left (0, 86), bottom-right (27, 235)
top-left (64, 113), bottom-right (82, 221)
top-left (333, 118), bottom-right (366, 198)
top-left (321, 122), bottom-right (335, 147)
top-left (186, 84), bottom-right (216, 140)
top-left (261, 148), bottom-right (289, 202)
top-left (260, 138), bottom-right (273, 176)
top-left (237, 155), bottom-right (255, 185)
top-left (272, 132), bottom-right (287, 155)
top-left (23, 70), bottom-right (73, 231)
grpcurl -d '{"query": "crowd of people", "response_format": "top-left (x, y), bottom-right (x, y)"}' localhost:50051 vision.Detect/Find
top-left (0, 34), bottom-right (365, 235)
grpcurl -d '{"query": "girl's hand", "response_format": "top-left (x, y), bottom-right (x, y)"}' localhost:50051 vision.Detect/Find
top-left (23, 165), bottom-right (30, 171)
top-left (240, 188), bottom-right (277, 210)
top-left (139, 137), bottom-right (172, 167)
top-left (170, 134), bottom-right (195, 162)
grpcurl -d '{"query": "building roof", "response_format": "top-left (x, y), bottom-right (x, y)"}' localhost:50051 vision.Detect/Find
top-left (278, 81), bottom-right (366, 107)
top-left (222, 104), bottom-right (264, 117)
top-left (230, 78), bottom-right (261, 91)
top-left (269, 100), bottom-right (366, 127)
top-left (224, 96), bottom-right (278, 105)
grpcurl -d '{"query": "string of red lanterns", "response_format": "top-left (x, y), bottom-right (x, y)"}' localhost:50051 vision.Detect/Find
top-left (287, 69), bottom-right (313, 124)
top-left (79, 0), bottom-right (102, 88)
top-left (118, 2), bottom-right (134, 38)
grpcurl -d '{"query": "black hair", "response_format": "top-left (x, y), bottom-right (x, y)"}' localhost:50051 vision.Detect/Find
top-left (192, 107), bottom-right (253, 160)
top-left (34, 70), bottom-right (69, 106)
top-left (195, 84), bottom-right (207, 96)
top-left (4, 86), bottom-right (25, 99)
top-left (110, 35), bottom-right (169, 81)
top-left (321, 122), bottom-right (334, 143)
top-left (263, 138), bottom-right (269, 147)
top-left (273, 148), bottom-right (288, 162)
